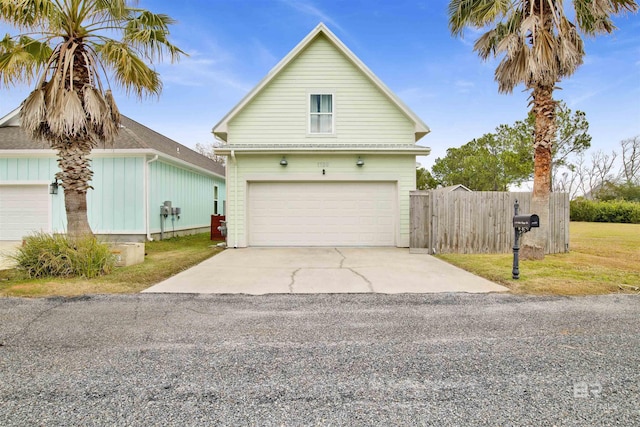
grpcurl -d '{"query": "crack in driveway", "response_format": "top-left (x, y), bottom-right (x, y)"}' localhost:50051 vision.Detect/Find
top-left (334, 248), bottom-right (372, 291)
top-left (347, 268), bottom-right (374, 292)
top-left (289, 268), bottom-right (301, 293)
top-left (334, 248), bottom-right (346, 268)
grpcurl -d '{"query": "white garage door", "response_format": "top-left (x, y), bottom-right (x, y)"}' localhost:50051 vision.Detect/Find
top-left (0, 185), bottom-right (50, 240)
top-left (248, 181), bottom-right (396, 246)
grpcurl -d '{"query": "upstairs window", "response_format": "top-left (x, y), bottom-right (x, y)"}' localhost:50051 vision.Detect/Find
top-left (309, 94), bottom-right (333, 134)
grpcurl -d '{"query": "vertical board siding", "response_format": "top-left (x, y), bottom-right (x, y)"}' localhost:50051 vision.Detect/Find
top-left (148, 160), bottom-right (219, 233)
top-left (2, 155), bottom-right (223, 236)
top-left (410, 191), bottom-right (570, 254)
top-left (87, 157), bottom-right (145, 233)
top-left (229, 35), bottom-right (415, 145)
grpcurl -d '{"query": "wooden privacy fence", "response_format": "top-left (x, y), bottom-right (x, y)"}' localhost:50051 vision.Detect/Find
top-left (410, 191), bottom-right (570, 255)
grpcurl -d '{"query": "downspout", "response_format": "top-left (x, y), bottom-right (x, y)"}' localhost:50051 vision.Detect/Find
top-left (145, 154), bottom-right (159, 241)
top-left (231, 150), bottom-right (238, 248)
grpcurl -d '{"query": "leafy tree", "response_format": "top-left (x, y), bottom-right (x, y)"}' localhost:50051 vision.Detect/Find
top-left (449, 0), bottom-right (637, 259)
top-left (510, 101), bottom-right (591, 188)
top-left (552, 103), bottom-right (592, 179)
top-left (416, 167), bottom-right (438, 190)
top-left (0, 0), bottom-right (184, 238)
top-left (430, 102), bottom-right (591, 193)
top-left (594, 182), bottom-right (640, 202)
top-left (431, 132), bottom-right (532, 191)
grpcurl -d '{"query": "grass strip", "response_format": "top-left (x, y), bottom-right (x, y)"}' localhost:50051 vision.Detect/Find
top-left (0, 233), bottom-right (223, 297)
top-left (437, 222), bottom-right (640, 295)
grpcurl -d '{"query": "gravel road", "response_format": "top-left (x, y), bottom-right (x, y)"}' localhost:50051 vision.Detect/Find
top-left (0, 293), bottom-right (638, 426)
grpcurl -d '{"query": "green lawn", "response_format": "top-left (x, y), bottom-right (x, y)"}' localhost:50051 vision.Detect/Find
top-left (0, 233), bottom-right (223, 297)
top-left (437, 222), bottom-right (640, 295)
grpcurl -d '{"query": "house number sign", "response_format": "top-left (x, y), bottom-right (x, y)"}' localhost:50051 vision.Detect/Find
top-left (317, 162), bottom-right (330, 168)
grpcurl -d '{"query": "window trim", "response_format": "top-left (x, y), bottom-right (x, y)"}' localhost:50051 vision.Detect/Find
top-left (308, 92), bottom-right (335, 136)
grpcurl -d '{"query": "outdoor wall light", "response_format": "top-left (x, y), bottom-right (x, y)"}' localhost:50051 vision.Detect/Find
top-left (280, 156), bottom-right (288, 167)
top-left (49, 179), bottom-right (59, 195)
top-left (356, 157), bottom-right (364, 167)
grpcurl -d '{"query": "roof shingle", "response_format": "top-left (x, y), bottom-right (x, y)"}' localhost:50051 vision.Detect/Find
top-left (0, 113), bottom-right (225, 177)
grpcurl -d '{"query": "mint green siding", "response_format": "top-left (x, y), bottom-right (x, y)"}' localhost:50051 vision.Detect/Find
top-left (0, 157), bottom-right (55, 181)
top-left (148, 160), bottom-right (224, 233)
top-left (88, 157), bottom-right (145, 234)
top-left (1, 154), bottom-right (224, 239)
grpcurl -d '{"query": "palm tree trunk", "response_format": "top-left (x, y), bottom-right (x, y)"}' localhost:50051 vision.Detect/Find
top-left (63, 187), bottom-right (93, 238)
top-left (522, 85), bottom-right (555, 260)
top-left (54, 139), bottom-right (95, 239)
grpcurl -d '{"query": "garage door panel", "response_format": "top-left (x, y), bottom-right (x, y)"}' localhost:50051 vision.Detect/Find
top-left (0, 185), bottom-right (50, 240)
top-left (248, 182), bottom-right (396, 246)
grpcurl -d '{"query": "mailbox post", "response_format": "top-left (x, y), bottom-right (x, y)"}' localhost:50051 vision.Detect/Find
top-left (512, 200), bottom-right (540, 279)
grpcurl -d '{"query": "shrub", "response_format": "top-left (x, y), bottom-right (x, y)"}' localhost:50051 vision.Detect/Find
top-left (12, 233), bottom-right (116, 278)
top-left (570, 199), bottom-right (640, 224)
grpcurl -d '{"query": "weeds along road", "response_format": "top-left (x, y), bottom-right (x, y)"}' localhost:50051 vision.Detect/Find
top-left (0, 293), bottom-right (638, 426)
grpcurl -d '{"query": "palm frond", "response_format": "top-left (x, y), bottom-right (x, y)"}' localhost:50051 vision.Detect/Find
top-left (474, 28), bottom-right (500, 59)
top-left (123, 9), bottom-right (185, 62)
top-left (20, 86), bottom-right (46, 136)
top-left (96, 40), bottom-right (161, 97)
top-left (557, 16), bottom-right (584, 75)
top-left (0, 34), bottom-right (52, 86)
top-left (83, 84), bottom-right (109, 126)
top-left (105, 89), bottom-right (120, 125)
top-left (0, 0), bottom-right (57, 29)
top-left (573, 0), bottom-right (637, 34)
top-left (494, 41), bottom-right (530, 93)
top-left (47, 88), bottom-right (86, 138)
top-left (90, 0), bottom-right (129, 22)
top-left (449, 0), bottom-right (512, 35)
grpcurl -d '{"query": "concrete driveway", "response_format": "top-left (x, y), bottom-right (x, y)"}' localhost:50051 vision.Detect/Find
top-left (0, 241), bottom-right (20, 270)
top-left (143, 247), bottom-right (508, 294)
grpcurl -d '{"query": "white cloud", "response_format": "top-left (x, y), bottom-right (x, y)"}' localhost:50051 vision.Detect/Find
top-left (250, 39), bottom-right (279, 69)
top-left (455, 79), bottom-right (475, 93)
top-left (278, 0), bottom-right (348, 35)
top-left (156, 50), bottom-right (252, 93)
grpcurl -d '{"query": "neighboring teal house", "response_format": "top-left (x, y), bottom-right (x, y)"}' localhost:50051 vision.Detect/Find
top-left (0, 107), bottom-right (225, 242)
top-left (213, 23), bottom-right (430, 248)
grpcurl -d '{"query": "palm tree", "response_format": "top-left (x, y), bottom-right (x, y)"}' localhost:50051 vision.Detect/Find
top-left (448, 0), bottom-right (637, 259)
top-left (0, 0), bottom-right (184, 238)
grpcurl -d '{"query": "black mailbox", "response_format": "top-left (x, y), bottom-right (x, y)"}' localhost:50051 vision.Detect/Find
top-left (513, 214), bottom-right (540, 229)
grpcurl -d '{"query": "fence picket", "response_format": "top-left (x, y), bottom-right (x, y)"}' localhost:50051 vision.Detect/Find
top-left (410, 191), bottom-right (569, 254)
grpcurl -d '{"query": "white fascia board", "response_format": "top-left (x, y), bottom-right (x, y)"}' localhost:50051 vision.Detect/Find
top-left (0, 149), bottom-right (57, 157)
top-left (214, 146), bottom-right (431, 156)
top-left (0, 107), bottom-right (22, 127)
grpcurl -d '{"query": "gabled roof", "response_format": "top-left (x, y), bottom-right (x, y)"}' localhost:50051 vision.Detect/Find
top-left (212, 23), bottom-right (430, 143)
top-left (437, 184), bottom-right (473, 192)
top-left (0, 107), bottom-right (225, 178)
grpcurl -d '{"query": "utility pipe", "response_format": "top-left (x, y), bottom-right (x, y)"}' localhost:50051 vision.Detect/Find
top-left (145, 154), bottom-right (159, 241)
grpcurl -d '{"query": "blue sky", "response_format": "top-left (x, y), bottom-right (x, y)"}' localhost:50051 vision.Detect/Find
top-left (1, 0), bottom-right (638, 169)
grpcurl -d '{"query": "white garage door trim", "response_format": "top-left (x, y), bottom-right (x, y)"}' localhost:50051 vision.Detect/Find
top-left (0, 183), bottom-right (52, 241)
top-left (248, 181), bottom-right (397, 247)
